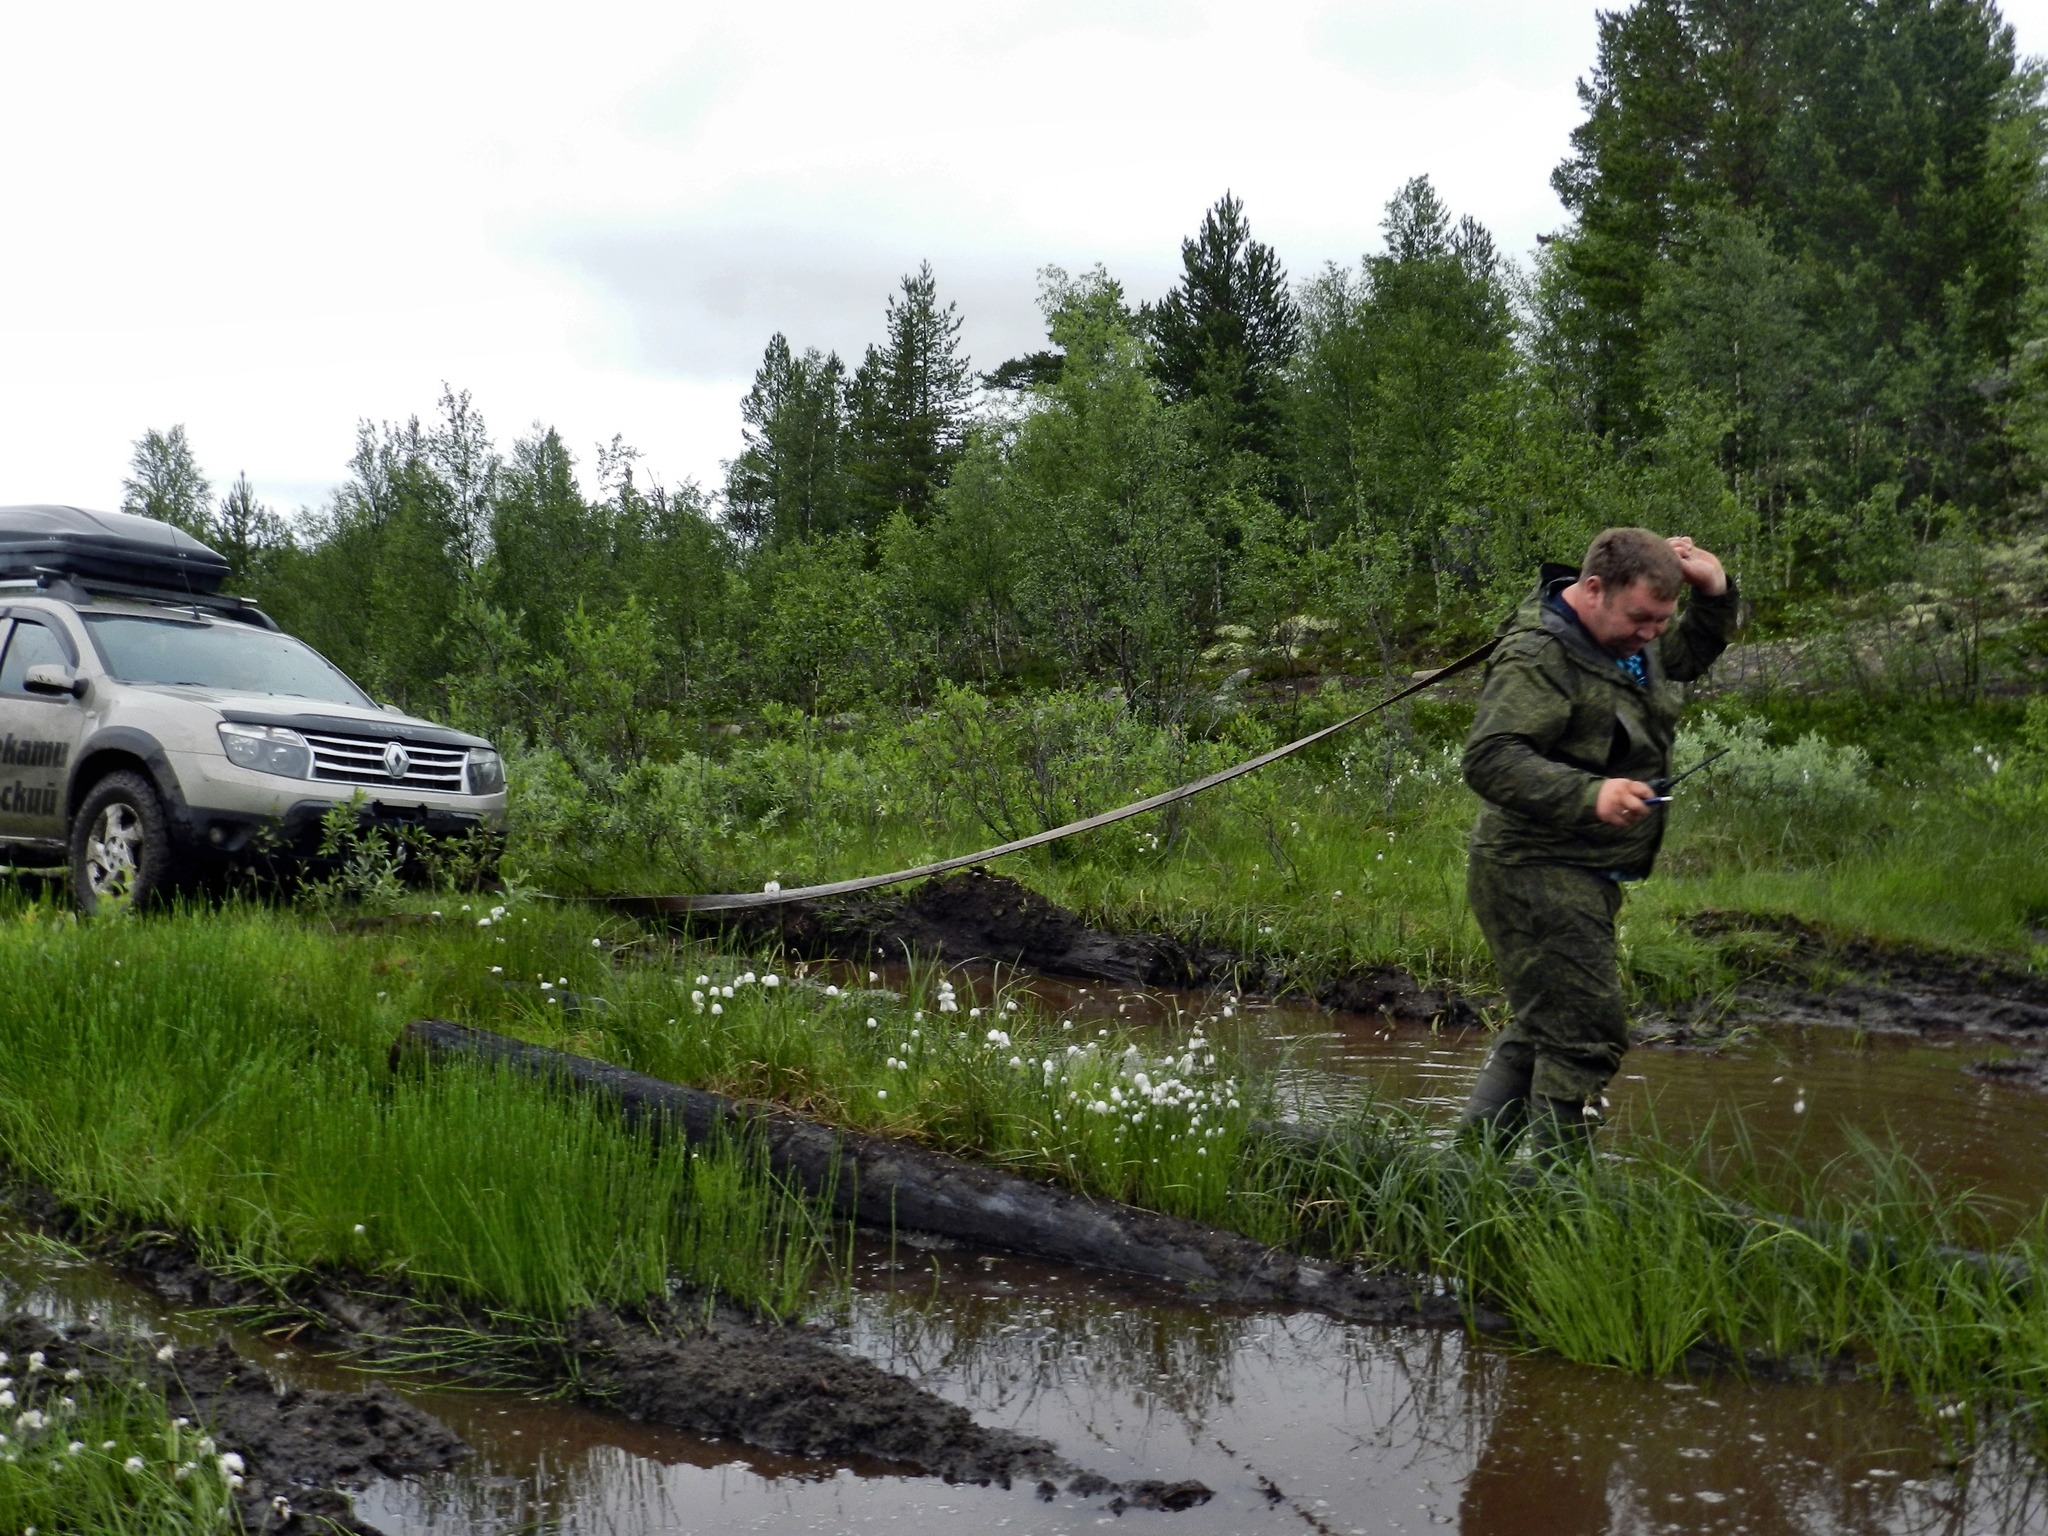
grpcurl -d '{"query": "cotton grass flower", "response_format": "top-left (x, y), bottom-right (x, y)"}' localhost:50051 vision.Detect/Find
top-left (124, 1455), bottom-right (145, 1473)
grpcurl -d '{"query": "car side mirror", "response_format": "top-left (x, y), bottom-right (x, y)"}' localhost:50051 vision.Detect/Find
top-left (23, 664), bottom-right (84, 699)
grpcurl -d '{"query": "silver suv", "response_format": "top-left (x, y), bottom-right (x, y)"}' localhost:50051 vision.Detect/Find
top-left (0, 505), bottom-right (507, 912)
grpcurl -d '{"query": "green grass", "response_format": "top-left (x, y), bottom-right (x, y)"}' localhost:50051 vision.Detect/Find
top-left (0, 1379), bottom-right (238, 1536)
top-left (1229, 1100), bottom-right (2048, 1454)
top-left (0, 900), bottom-right (833, 1327)
top-left (507, 691), bottom-right (2048, 1007)
top-left (7, 866), bottom-right (2048, 1464)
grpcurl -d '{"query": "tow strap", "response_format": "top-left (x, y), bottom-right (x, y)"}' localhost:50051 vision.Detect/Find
top-left (605, 638), bottom-right (1500, 915)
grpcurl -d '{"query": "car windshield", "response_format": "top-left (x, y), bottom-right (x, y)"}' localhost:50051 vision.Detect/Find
top-left (83, 614), bottom-right (374, 707)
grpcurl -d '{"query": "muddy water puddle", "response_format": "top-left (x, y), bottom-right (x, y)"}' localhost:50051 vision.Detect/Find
top-left (0, 1224), bottom-right (2035, 1533)
top-left (9, 972), bottom-right (2048, 1530)
top-left (878, 960), bottom-right (2048, 1223)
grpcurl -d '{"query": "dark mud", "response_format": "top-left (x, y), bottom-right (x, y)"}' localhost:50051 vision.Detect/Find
top-left (1968, 1049), bottom-right (2048, 1090)
top-left (0, 1183), bottom-right (1203, 1511)
top-left (0, 1311), bottom-right (466, 1535)
top-left (723, 871), bottom-right (2048, 1042)
top-left (1683, 911), bottom-right (2048, 1039)
top-left (401, 1019), bottom-right (1477, 1331)
top-left (723, 867), bottom-right (1483, 1027)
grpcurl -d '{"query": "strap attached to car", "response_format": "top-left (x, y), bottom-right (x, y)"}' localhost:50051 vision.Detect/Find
top-left (602, 638), bottom-right (1499, 916)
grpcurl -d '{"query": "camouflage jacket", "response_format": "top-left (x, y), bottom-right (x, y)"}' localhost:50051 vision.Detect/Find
top-left (1463, 565), bottom-right (1740, 875)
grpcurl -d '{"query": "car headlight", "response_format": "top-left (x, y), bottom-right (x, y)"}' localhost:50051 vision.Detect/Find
top-left (465, 747), bottom-right (506, 795)
top-left (217, 722), bottom-right (312, 778)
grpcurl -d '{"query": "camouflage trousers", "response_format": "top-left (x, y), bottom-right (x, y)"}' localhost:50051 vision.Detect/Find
top-left (1465, 853), bottom-right (1630, 1107)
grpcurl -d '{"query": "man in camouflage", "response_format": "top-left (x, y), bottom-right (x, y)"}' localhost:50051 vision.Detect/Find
top-left (1459, 527), bottom-right (1737, 1153)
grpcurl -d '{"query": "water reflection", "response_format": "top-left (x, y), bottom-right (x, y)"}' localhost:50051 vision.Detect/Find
top-left (1, 1210), bottom-right (2041, 1533)
top-left (10, 969), bottom-right (2048, 1530)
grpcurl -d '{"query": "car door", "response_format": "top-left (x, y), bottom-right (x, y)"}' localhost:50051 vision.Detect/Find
top-left (0, 614), bottom-right (88, 843)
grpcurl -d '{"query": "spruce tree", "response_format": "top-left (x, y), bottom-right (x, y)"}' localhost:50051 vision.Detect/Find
top-left (843, 263), bottom-right (974, 532)
top-left (1549, 0), bottom-right (2042, 520)
top-left (1145, 193), bottom-right (1300, 462)
top-left (724, 334), bottom-right (851, 546)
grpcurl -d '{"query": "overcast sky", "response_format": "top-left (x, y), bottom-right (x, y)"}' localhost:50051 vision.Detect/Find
top-left (6, 0), bottom-right (2048, 523)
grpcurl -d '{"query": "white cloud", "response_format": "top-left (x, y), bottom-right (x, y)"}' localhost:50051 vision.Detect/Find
top-left (2, 0), bottom-right (2044, 521)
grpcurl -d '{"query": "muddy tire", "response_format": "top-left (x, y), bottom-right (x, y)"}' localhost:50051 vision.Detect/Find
top-left (69, 770), bottom-right (178, 916)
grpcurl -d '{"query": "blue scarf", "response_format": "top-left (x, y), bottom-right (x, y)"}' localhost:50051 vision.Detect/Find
top-left (1548, 590), bottom-right (1649, 688)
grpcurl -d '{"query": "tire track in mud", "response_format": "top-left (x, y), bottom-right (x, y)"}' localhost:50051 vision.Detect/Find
top-left (712, 866), bottom-right (1485, 1026)
top-left (707, 868), bottom-right (2048, 1044)
top-left (0, 1311), bottom-right (465, 1536)
top-left (0, 1182), bottom-right (1213, 1518)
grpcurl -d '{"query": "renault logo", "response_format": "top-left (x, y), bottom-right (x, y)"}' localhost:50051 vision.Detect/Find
top-left (383, 741), bottom-right (410, 780)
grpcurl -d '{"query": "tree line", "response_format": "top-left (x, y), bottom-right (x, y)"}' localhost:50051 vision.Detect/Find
top-left (118, 0), bottom-right (2048, 743)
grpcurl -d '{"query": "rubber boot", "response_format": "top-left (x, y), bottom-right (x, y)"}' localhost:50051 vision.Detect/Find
top-left (1458, 1047), bottom-right (1535, 1149)
top-left (1529, 1096), bottom-right (1598, 1167)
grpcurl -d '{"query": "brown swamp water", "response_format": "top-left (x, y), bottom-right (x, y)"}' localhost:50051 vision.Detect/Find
top-left (7, 981), bottom-right (2048, 1533)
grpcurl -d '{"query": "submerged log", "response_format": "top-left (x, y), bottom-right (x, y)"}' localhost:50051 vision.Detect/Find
top-left (392, 1019), bottom-right (1464, 1326)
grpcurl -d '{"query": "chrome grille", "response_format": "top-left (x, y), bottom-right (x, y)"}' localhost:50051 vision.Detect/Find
top-left (304, 730), bottom-right (468, 793)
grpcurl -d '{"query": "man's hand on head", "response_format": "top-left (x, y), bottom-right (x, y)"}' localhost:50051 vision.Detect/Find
top-left (1665, 537), bottom-right (1728, 596)
top-left (1596, 777), bottom-right (1658, 828)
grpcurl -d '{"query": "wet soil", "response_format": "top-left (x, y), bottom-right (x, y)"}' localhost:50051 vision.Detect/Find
top-left (6, 1220), bottom-right (1998, 1536)
top-left (3, 1019), bottom-right (2041, 1532)
top-left (0, 1182), bottom-right (1202, 1512)
top-left (1680, 910), bottom-right (2048, 1039)
top-left (0, 1311), bottom-right (466, 1534)
top-left (1968, 1049), bottom-right (2048, 1090)
top-left (724, 867), bottom-right (1483, 1027)
top-left (725, 869), bottom-right (2048, 1043)
top-left (400, 1018), bottom-right (1476, 1332)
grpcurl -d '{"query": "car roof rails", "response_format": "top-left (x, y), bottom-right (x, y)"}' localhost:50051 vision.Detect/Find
top-left (28, 569), bottom-right (280, 631)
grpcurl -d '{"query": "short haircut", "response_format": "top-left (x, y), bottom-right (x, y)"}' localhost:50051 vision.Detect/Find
top-left (1583, 527), bottom-right (1683, 601)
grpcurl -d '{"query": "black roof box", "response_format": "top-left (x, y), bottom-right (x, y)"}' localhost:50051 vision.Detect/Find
top-left (0, 505), bottom-right (232, 595)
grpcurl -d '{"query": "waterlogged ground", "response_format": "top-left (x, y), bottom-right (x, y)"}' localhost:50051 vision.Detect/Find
top-left (921, 965), bottom-right (2048, 1225)
top-left (7, 984), bottom-right (2048, 1534)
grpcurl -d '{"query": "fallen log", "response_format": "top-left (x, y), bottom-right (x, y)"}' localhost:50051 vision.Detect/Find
top-left (392, 1019), bottom-right (1467, 1327)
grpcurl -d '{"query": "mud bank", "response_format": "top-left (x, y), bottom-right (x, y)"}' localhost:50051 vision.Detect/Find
top-left (1680, 911), bottom-right (2048, 1039)
top-left (398, 1019), bottom-right (1474, 1331)
top-left (0, 1311), bottom-right (465, 1535)
top-left (714, 871), bottom-right (2048, 1042)
top-left (1968, 1049), bottom-right (2048, 1089)
top-left (718, 868), bottom-right (1483, 1027)
top-left (0, 1184), bottom-right (1207, 1512)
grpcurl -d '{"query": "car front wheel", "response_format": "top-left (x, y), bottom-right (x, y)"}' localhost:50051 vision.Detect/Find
top-left (70, 770), bottom-right (177, 915)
